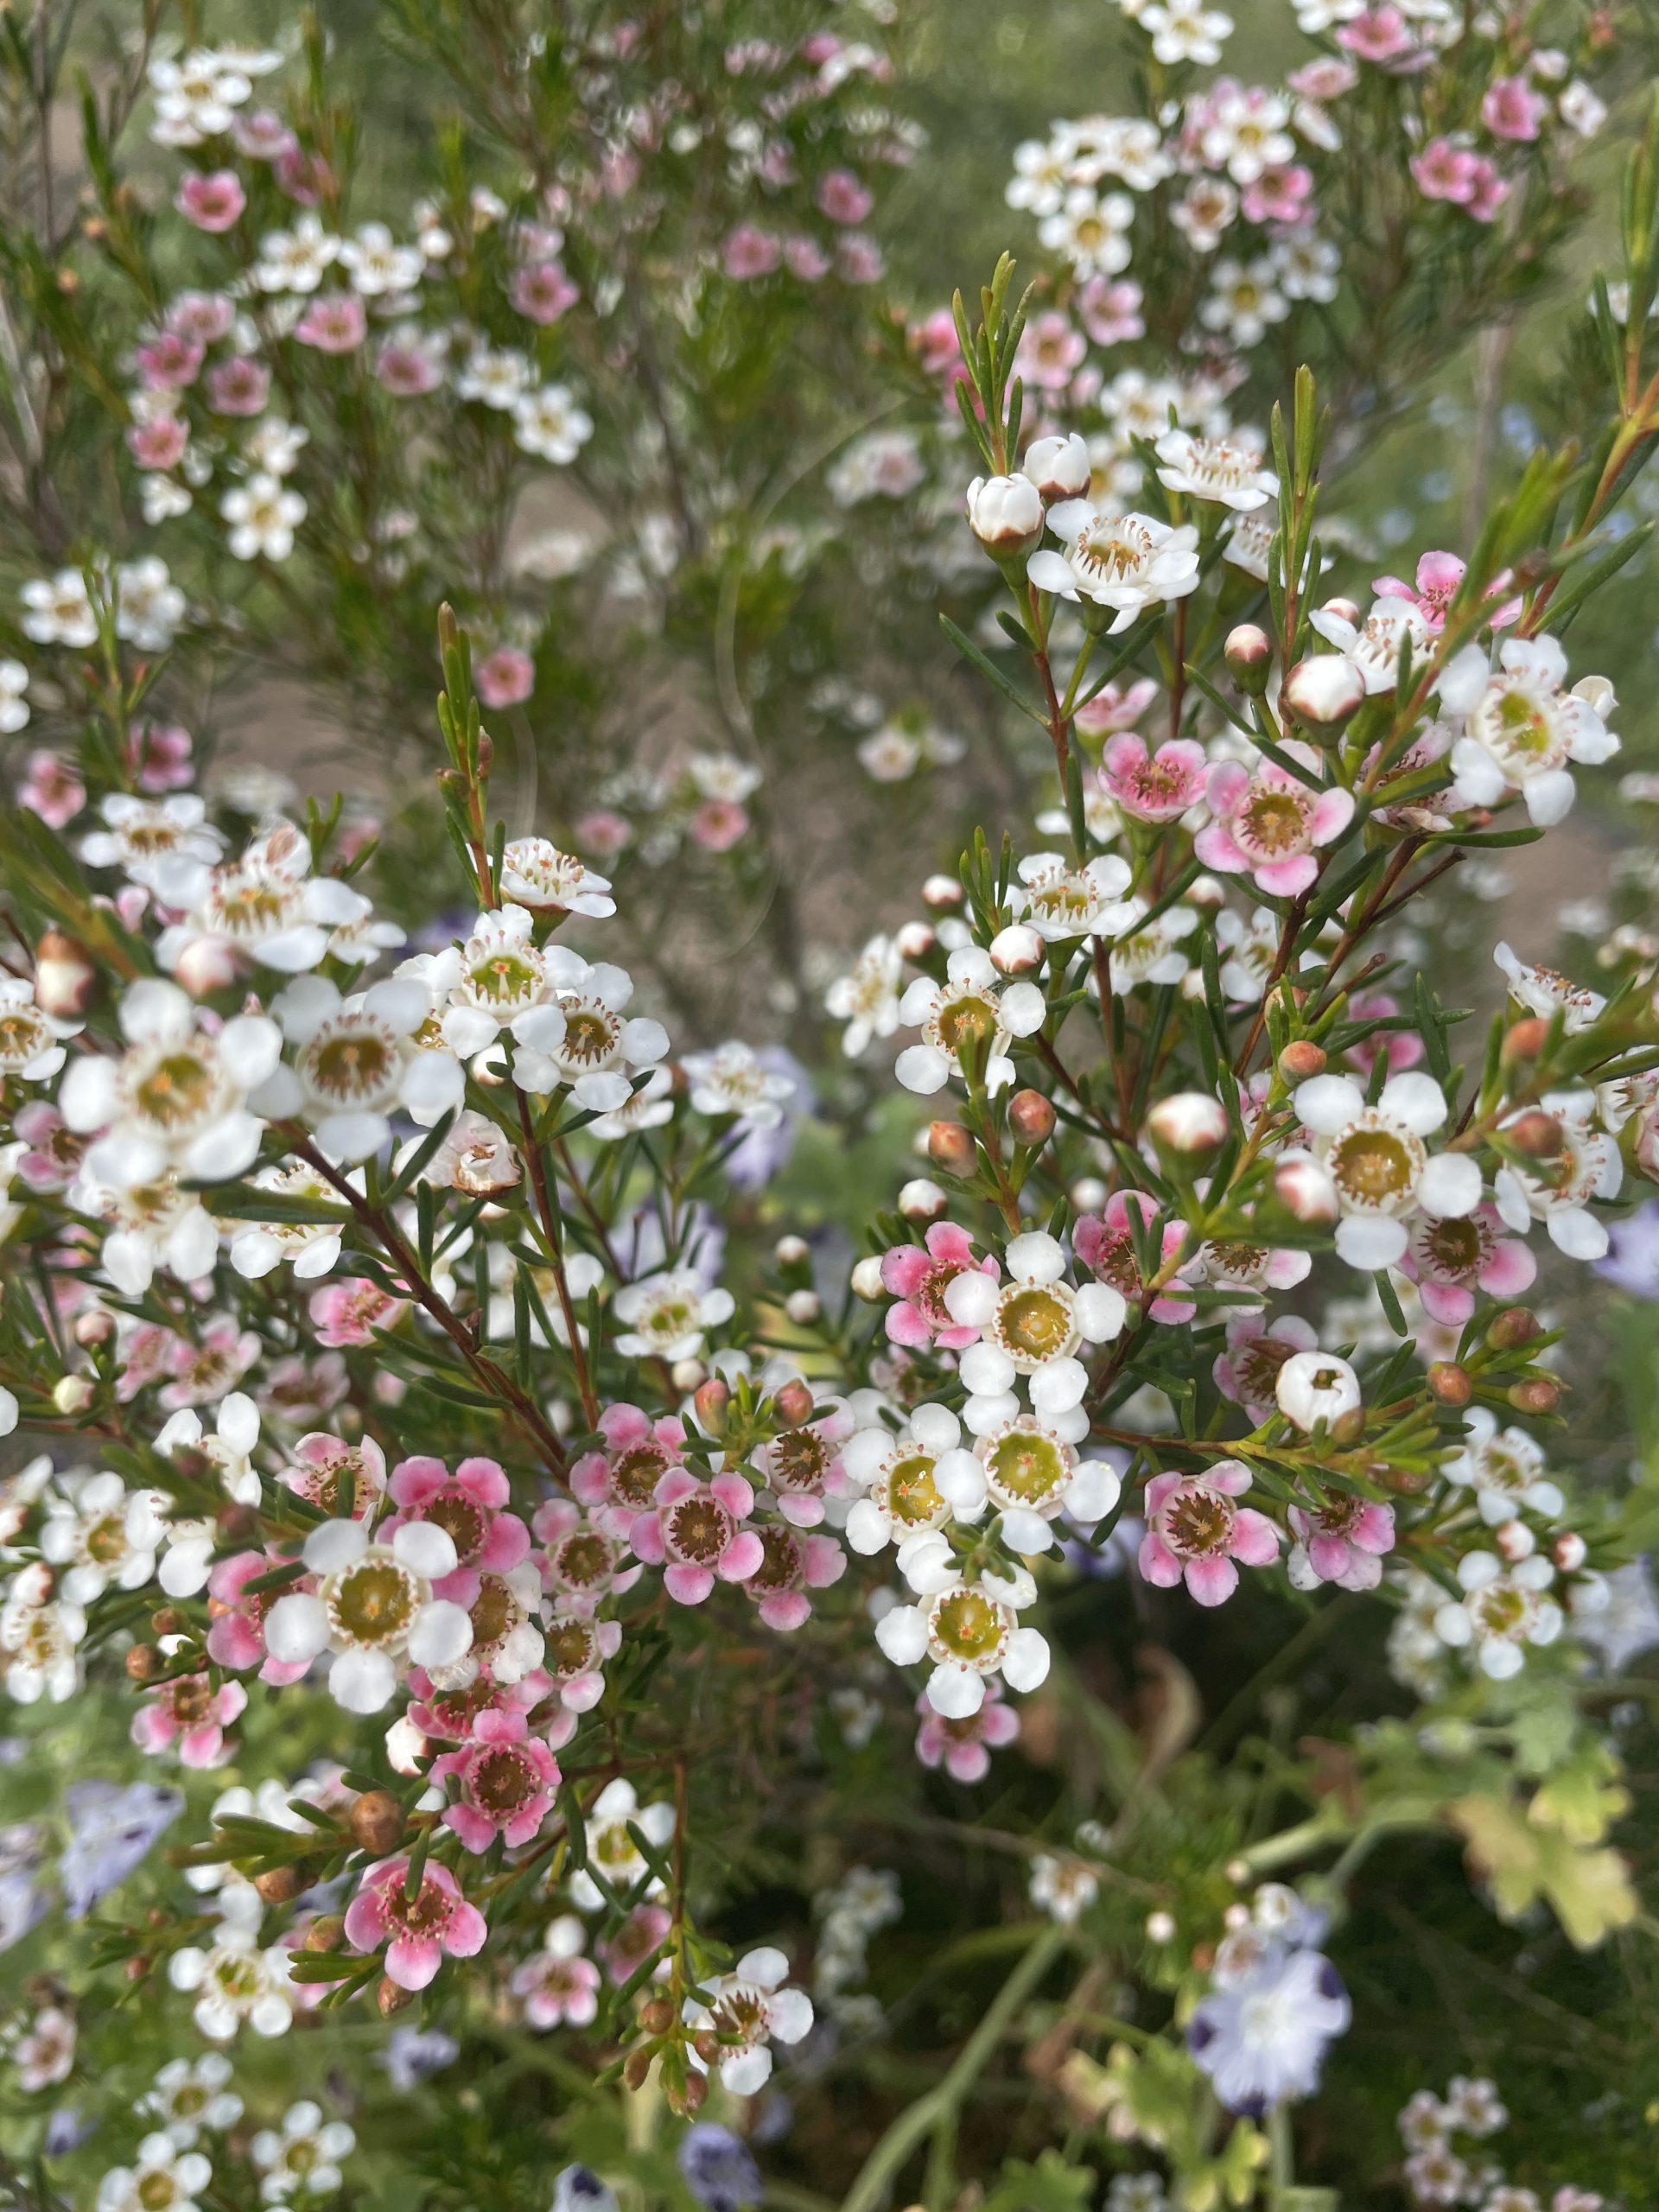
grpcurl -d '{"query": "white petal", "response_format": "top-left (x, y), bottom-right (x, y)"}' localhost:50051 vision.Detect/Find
top-left (59, 1056), bottom-right (118, 1135)
top-left (1333, 1215), bottom-right (1408, 1269)
top-left (393, 1521), bottom-right (459, 1579)
top-left (302, 1518), bottom-right (367, 1573)
top-left (1419, 1152), bottom-right (1481, 1218)
top-left (182, 1111), bottom-right (264, 1182)
top-left (931, 1449), bottom-right (988, 1510)
top-left (943, 1271), bottom-right (999, 1328)
top-left (406, 1598), bottom-right (474, 1668)
top-left (329, 1646), bottom-right (397, 1712)
top-left (895, 1045), bottom-right (950, 1095)
top-left (264, 1592), bottom-right (328, 1664)
top-left (1006, 1230), bottom-right (1064, 1282)
top-left (1294, 1074), bottom-right (1364, 1134)
top-left (909, 1403), bottom-right (961, 1454)
top-left (874, 1604), bottom-right (928, 1666)
top-left (1380, 1072), bottom-right (1447, 1135)
top-left (1548, 1206), bottom-right (1607, 1260)
top-left (1074, 1281), bottom-right (1126, 1343)
top-left (1000, 982), bottom-right (1047, 1037)
top-left (218, 1391), bottom-right (260, 1455)
top-left (959, 1341), bottom-right (1016, 1395)
top-left (1029, 1357), bottom-right (1087, 1414)
top-left (925, 1662), bottom-right (984, 1718)
top-left (1002, 1625), bottom-right (1051, 1691)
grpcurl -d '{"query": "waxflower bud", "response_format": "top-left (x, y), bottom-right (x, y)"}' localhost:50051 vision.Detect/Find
top-left (623, 2048), bottom-right (652, 2092)
top-left (150, 1607), bottom-right (185, 1637)
top-left (1147, 1090), bottom-right (1229, 1165)
top-left (1501, 1017), bottom-right (1550, 1064)
top-left (668, 2069), bottom-right (708, 2117)
top-left (639, 1997), bottom-right (676, 2036)
top-left (349, 1789), bottom-right (405, 1856)
top-left (1283, 654), bottom-right (1366, 734)
top-left (1510, 1376), bottom-right (1562, 1415)
top-left (378, 1976), bottom-right (416, 2018)
top-left (898, 1178), bottom-right (948, 1221)
top-left (774, 1379), bottom-right (815, 1426)
top-left (1554, 1530), bottom-right (1587, 1573)
top-left (785, 1288), bottom-right (822, 1325)
top-left (1223, 622), bottom-right (1272, 695)
top-left (1275, 1350), bottom-right (1362, 1434)
top-left (305, 1915), bottom-right (346, 1952)
top-left (1493, 1517), bottom-right (1535, 1563)
top-left (693, 1376), bottom-right (731, 1433)
top-left (52, 1375), bottom-right (94, 1415)
top-left (1319, 595), bottom-right (1361, 627)
top-left (173, 935), bottom-right (241, 996)
top-left (255, 1863), bottom-right (308, 1904)
top-left (850, 1255), bottom-right (887, 1301)
top-left (1277, 1040), bottom-right (1326, 1084)
top-left (1486, 1306), bottom-right (1540, 1349)
top-left (1021, 431), bottom-right (1091, 502)
top-left (74, 1309), bottom-right (114, 1348)
top-left (927, 1122), bottom-right (977, 1177)
top-left (1274, 1154), bottom-right (1339, 1224)
top-left (124, 1644), bottom-right (160, 1681)
top-left (1146, 1910), bottom-right (1176, 1945)
top-left (774, 1234), bottom-right (809, 1268)
top-left (1508, 1109), bottom-right (1563, 1160)
top-left (989, 923), bottom-right (1043, 976)
top-left (1008, 1088), bottom-right (1056, 1147)
top-left (1427, 1361), bottom-right (1472, 1408)
top-left (34, 930), bottom-right (98, 1020)
top-left (922, 875), bottom-right (963, 911)
top-left (671, 1358), bottom-right (705, 1393)
top-left (965, 472), bottom-right (1045, 555)
top-left (895, 922), bottom-right (937, 962)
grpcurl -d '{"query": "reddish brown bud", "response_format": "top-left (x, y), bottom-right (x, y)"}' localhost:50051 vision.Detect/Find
top-left (124, 1643), bottom-right (160, 1682)
top-left (1427, 1362), bottom-right (1472, 1408)
top-left (125, 1955), bottom-right (151, 1982)
top-left (1277, 1040), bottom-right (1327, 1084)
top-left (377, 1975), bottom-right (416, 2017)
top-left (1501, 1017), bottom-right (1550, 1065)
top-left (1509, 1376), bottom-right (1563, 1415)
top-left (1377, 1463), bottom-right (1431, 1495)
top-left (255, 1863), bottom-right (308, 1904)
top-left (1486, 1306), bottom-right (1540, 1349)
top-left (1507, 1109), bottom-right (1562, 1160)
top-left (149, 1608), bottom-right (185, 1637)
top-left (669, 2069), bottom-right (708, 2115)
top-left (1007, 1088), bottom-right (1057, 1147)
top-left (304, 1915), bottom-right (346, 1952)
top-left (349, 1789), bottom-right (405, 1857)
top-left (927, 1121), bottom-right (977, 1176)
top-left (639, 1997), bottom-right (676, 2037)
top-left (623, 2046), bottom-right (653, 2092)
top-left (773, 1379), bottom-right (815, 1427)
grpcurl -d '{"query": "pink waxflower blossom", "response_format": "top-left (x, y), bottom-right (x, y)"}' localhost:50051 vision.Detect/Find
top-left (232, 110), bottom-right (296, 162)
top-left (127, 416), bottom-right (190, 471)
top-left (1483, 74), bottom-right (1548, 142)
top-left (475, 647), bottom-right (535, 707)
top-left (533, 1499), bottom-right (641, 1606)
top-left (1213, 1311), bottom-right (1319, 1421)
top-left (1411, 138), bottom-right (1482, 204)
top-left (385, 1454), bottom-right (530, 1600)
top-left (909, 308), bottom-right (964, 383)
top-left (1289, 58), bottom-right (1357, 102)
top-left (630, 1468), bottom-right (763, 1605)
top-left (573, 1402), bottom-right (689, 1541)
top-left (1100, 734), bottom-right (1209, 823)
top-left (135, 332), bottom-right (205, 389)
top-left (723, 225), bottom-right (784, 278)
top-left (1075, 1192), bottom-right (1195, 1323)
top-left (1195, 751), bottom-right (1356, 898)
top-left (739, 1525), bottom-right (846, 1630)
top-left (512, 1916), bottom-right (601, 2024)
top-left (1139, 1461), bottom-right (1281, 1605)
top-left (575, 808), bottom-right (632, 857)
top-left (276, 143), bottom-right (331, 203)
top-left (914, 1678), bottom-right (1020, 1783)
top-left (1015, 311), bottom-right (1086, 392)
top-left (345, 1858), bottom-right (488, 1991)
top-left (130, 1673), bottom-right (247, 1767)
top-left (295, 293), bottom-right (368, 352)
top-left (1287, 1493), bottom-right (1395, 1591)
top-left (689, 798), bottom-right (749, 851)
top-left (207, 356), bottom-right (271, 416)
top-left (1075, 677), bottom-right (1160, 739)
top-left (1242, 162), bottom-right (1314, 226)
top-left (19, 749), bottom-right (86, 830)
top-left (175, 168), bottom-right (246, 232)
top-left (117, 1321), bottom-right (180, 1402)
top-left (128, 721), bottom-right (194, 792)
top-left (510, 260), bottom-right (579, 324)
top-left (1398, 1203), bottom-right (1536, 1325)
top-left (207, 1550), bottom-right (314, 1682)
top-left (159, 1320), bottom-right (259, 1412)
top-left (817, 168), bottom-right (874, 225)
top-left (752, 1403), bottom-right (856, 1529)
top-left (260, 1351), bottom-right (350, 1426)
top-left (1465, 158), bottom-right (1510, 223)
top-left (167, 290), bottom-right (236, 343)
top-left (279, 1432), bottom-right (387, 1517)
top-left (1338, 8), bottom-right (1418, 64)
top-left (432, 1708), bottom-right (561, 1852)
top-left (14, 1101), bottom-right (88, 1192)
top-left (1371, 549), bottom-right (1520, 632)
top-left (880, 1223), bottom-right (999, 1351)
top-left (598, 1903), bottom-right (672, 1985)
top-left (1077, 276), bottom-right (1144, 347)
top-left (836, 234), bottom-right (884, 284)
top-left (309, 1277), bottom-right (408, 1348)
top-left (407, 1663), bottom-right (551, 1745)
top-left (785, 235), bottom-right (831, 282)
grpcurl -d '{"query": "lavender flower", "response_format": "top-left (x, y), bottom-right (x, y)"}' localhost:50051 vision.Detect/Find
top-left (60, 1779), bottom-right (183, 1917)
top-left (677, 2124), bottom-right (762, 2212)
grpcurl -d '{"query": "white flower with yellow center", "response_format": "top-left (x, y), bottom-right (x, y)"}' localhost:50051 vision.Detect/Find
top-left (223, 1160), bottom-right (346, 1281)
top-left (1308, 594), bottom-right (1432, 696)
top-left (0, 1591), bottom-right (85, 1701)
top-left (684, 1041), bottom-right (795, 1128)
top-left (1293, 1070), bottom-right (1479, 1270)
top-left (251, 2100), bottom-right (357, 2204)
top-left (161, 825), bottom-right (372, 976)
top-left (73, 1166), bottom-right (218, 1297)
top-left (79, 794), bottom-right (224, 907)
top-left (142, 2053), bottom-right (243, 2148)
top-left (1440, 637), bottom-right (1617, 826)
top-left (1492, 1093), bottom-right (1620, 1259)
top-left (426, 904), bottom-right (551, 1056)
top-left (569, 1777), bottom-right (676, 1909)
top-left (0, 977), bottom-right (77, 1081)
top-left (21, 567), bottom-right (98, 647)
top-left (944, 1231), bottom-right (1126, 1433)
top-left (264, 973), bottom-right (464, 1161)
top-left (1154, 428), bottom-right (1277, 512)
top-left (612, 1269), bottom-right (734, 1363)
top-left (1014, 850), bottom-right (1136, 941)
top-left (896, 947), bottom-right (1046, 1096)
top-left (841, 1403), bottom-right (964, 1555)
top-left (499, 837), bottom-right (615, 918)
top-left (167, 1919), bottom-right (294, 2041)
top-left (1038, 187), bottom-right (1135, 277)
top-left (94, 2133), bottom-right (213, 2212)
top-left (512, 950), bottom-right (668, 1113)
top-left (1492, 940), bottom-right (1605, 1033)
top-left (940, 1412), bottom-right (1122, 1554)
top-left (1442, 1409), bottom-right (1564, 1526)
top-left (1433, 1550), bottom-right (1561, 1680)
top-left (875, 1556), bottom-right (1049, 1716)
top-left (155, 1390), bottom-right (262, 1511)
top-left (683, 1947), bottom-right (814, 2095)
top-left (1104, 898), bottom-right (1199, 992)
top-left (1027, 503), bottom-right (1200, 629)
top-left (264, 1517), bottom-right (473, 1713)
top-left (826, 935), bottom-right (904, 1058)
top-left (513, 382), bottom-right (594, 464)
top-left (39, 1471), bottom-right (165, 1605)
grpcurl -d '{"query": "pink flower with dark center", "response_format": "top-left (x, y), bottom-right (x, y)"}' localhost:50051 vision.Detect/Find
top-left (1289, 58), bottom-right (1357, 102)
top-left (739, 1523), bottom-right (846, 1630)
top-left (276, 143), bottom-right (330, 204)
top-left (1398, 1203), bottom-right (1535, 1325)
top-left (723, 225), bottom-right (784, 278)
top-left (576, 809), bottom-right (632, 857)
top-left (128, 721), bottom-right (194, 792)
top-left (817, 168), bottom-right (874, 225)
top-left (510, 260), bottom-right (579, 324)
top-left (14, 1101), bottom-right (88, 1192)
top-left (597, 1903), bottom-right (672, 1985)
top-left (295, 293), bottom-right (367, 353)
top-left (167, 291), bottom-right (236, 343)
top-left (1099, 734), bottom-right (1209, 823)
top-left (433, 1708), bottom-right (561, 1852)
top-left (1338, 8), bottom-right (1417, 63)
top-left (1074, 677), bottom-right (1159, 739)
top-left (1411, 138), bottom-right (1481, 204)
top-left (540, 1605), bottom-right (621, 1719)
top-left (159, 1320), bottom-right (258, 1412)
top-left (207, 356), bottom-right (270, 416)
top-left (1077, 276), bottom-right (1144, 347)
top-left (533, 1498), bottom-right (641, 1605)
top-left (512, 1918), bottom-right (601, 2025)
top-left (280, 1432), bottom-right (387, 1518)
top-left (130, 1673), bottom-right (247, 1767)
top-left (19, 750), bottom-right (86, 830)
top-left (475, 647), bottom-right (535, 707)
top-left (127, 416), bottom-right (190, 471)
top-left (572, 1402), bottom-right (688, 1542)
top-left (1015, 311), bottom-right (1086, 393)
top-left (405, 1663), bottom-right (550, 1745)
top-left (1482, 75), bottom-right (1548, 142)
top-left (260, 1351), bottom-right (350, 1426)
top-left (914, 1678), bottom-right (1020, 1783)
top-left (1196, 752), bottom-right (1355, 898)
top-left (344, 1857), bottom-right (488, 1990)
top-left (689, 798), bottom-right (749, 851)
top-left (1140, 1464), bottom-right (1280, 1605)
top-left (881, 1224), bottom-right (1000, 1352)
top-left (630, 1468), bottom-right (763, 1605)
top-left (752, 1404), bottom-right (856, 1529)
top-left (909, 308), bottom-right (964, 383)
top-left (1287, 1491), bottom-right (1395, 1591)
top-left (376, 339), bottom-right (442, 396)
top-left (207, 1549), bottom-right (314, 1683)
top-left (309, 1277), bottom-right (408, 1348)
top-left (1466, 158), bottom-right (1510, 224)
top-left (1242, 162), bottom-right (1314, 226)
top-left (1074, 1191), bottom-right (1195, 1323)
top-left (135, 332), bottom-right (206, 389)
top-left (117, 1321), bottom-right (181, 1402)
top-left (1339, 990), bottom-right (1426, 1078)
top-left (1371, 549), bottom-right (1519, 632)
top-left (385, 1454), bottom-right (530, 1602)
top-left (1213, 1311), bottom-right (1318, 1421)
top-left (232, 110), bottom-right (296, 162)
top-left (836, 234), bottom-right (884, 284)
top-left (175, 168), bottom-right (246, 232)
top-left (784, 235), bottom-right (831, 282)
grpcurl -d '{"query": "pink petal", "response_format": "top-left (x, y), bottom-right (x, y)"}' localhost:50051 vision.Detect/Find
top-left (1254, 854), bottom-right (1319, 897)
top-left (1138, 1533), bottom-right (1184, 1588)
top-left (719, 1531), bottom-right (766, 1582)
top-left (1207, 759), bottom-right (1251, 814)
top-left (1184, 1554), bottom-right (1240, 1605)
top-left (446, 1902), bottom-right (488, 1956)
top-left (386, 1936), bottom-right (443, 1990)
top-left (1308, 787), bottom-right (1356, 844)
top-left (1480, 1240), bottom-right (1536, 1295)
top-left (664, 1562), bottom-right (713, 1604)
top-left (1194, 823), bottom-right (1249, 873)
top-left (1230, 1507), bottom-right (1281, 1564)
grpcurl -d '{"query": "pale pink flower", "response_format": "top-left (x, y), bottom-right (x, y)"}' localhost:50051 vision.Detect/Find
top-left (533, 1498), bottom-right (641, 1606)
top-left (1195, 752), bottom-right (1355, 897)
top-left (1075, 677), bottom-right (1159, 738)
top-left (376, 336), bottom-right (443, 395)
top-left (1075, 1191), bottom-right (1195, 1323)
top-left (1371, 549), bottom-right (1519, 631)
top-left (1100, 733), bottom-right (1208, 823)
top-left (1466, 158), bottom-right (1510, 224)
top-left (14, 1100), bottom-right (87, 1191)
top-left (19, 749), bottom-right (86, 830)
top-left (276, 143), bottom-right (331, 203)
top-left (345, 1857), bottom-right (487, 1990)
top-left (880, 1222), bottom-right (998, 1351)
top-left (598, 1904), bottom-right (672, 1985)
top-left (817, 168), bottom-right (874, 225)
top-left (175, 168), bottom-right (246, 232)
top-left (575, 808), bottom-right (632, 857)
top-left (475, 646), bottom-right (535, 707)
top-left (1342, 990), bottom-right (1425, 1077)
top-left (384, 1453), bottom-right (530, 1600)
top-left (512, 1917), bottom-right (601, 2025)
top-left (1287, 1493), bottom-right (1395, 1591)
top-left (159, 1319), bottom-right (258, 1411)
top-left (1077, 276), bottom-right (1144, 346)
top-left (1289, 59), bottom-right (1357, 102)
top-left (233, 111), bottom-right (296, 162)
top-left (309, 1276), bottom-right (408, 1348)
top-left (207, 356), bottom-right (270, 415)
top-left (131, 1673), bottom-right (247, 1766)
top-left (836, 235), bottom-right (884, 283)
top-left (433, 1708), bottom-right (561, 1851)
top-left (1242, 162), bottom-right (1313, 226)
top-left (206, 1550), bottom-right (313, 1683)
top-left (129, 721), bottom-right (194, 791)
top-left (167, 291), bottom-right (236, 343)
top-left (1339, 8), bottom-right (1418, 63)
top-left (1140, 1462), bottom-right (1280, 1605)
top-left (752, 1404), bottom-right (856, 1529)
top-left (135, 331), bottom-right (205, 389)
top-left (1411, 138), bottom-right (1482, 204)
top-left (1015, 311), bottom-right (1086, 392)
top-left (909, 307), bottom-right (964, 382)
top-left (1483, 75), bottom-right (1548, 141)
top-left (127, 416), bottom-right (190, 470)
top-left (689, 798), bottom-right (749, 850)
top-left (914, 1678), bottom-right (1020, 1783)
top-left (630, 1468), bottom-right (763, 1605)
top-left (280, 1432), bottom-right (387, 1518)
top-left (784, 235), bottom-right (831, 281)
top-left (723, 225), bottom-right (784, 278)
top-left (739, 1524), bottom-right (846, 1630)
top-left (510, 260), bottom-right (579, 323)
top-left (294, 293), bottom-right (367, 352)
top-left (572, 1402), bottom-right (688, 1542)
top-left (1213, 1311), bottom-right (1318, 1421)
top-left (1398, 1204), bottom-right (1535, 1325)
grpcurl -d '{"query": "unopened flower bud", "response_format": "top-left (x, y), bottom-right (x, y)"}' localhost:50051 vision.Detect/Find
top-left (51, 1374), bottom-right (94, 1415)
top-left (1377, 1464), bottom-right (1431, 1495)
top-left (927, 1122), bottom-right (977, 1176)
top-left (784, 1288), bottom-right (822, 1325)
top-left (255, 1862), bottom-right (308, 1904)
top-left (305, 1914), bottom-right (346, 1952)
top-left (1553, 1529), bottom-right (1587, 1573)
top-left (1507, 1109), bottom-right (1563, 1160)
top-left (1007, 1088), bottom-right (1056, 1147)
top-left (1427, 1361), bottom-right (1472, 1407)
top-left (1501, 1017), bottom-right (1550, 1065)
top-left (173, 934), bottom-right (241, 997)
top-left (378, 1975), bottom-right (416, 2017)
top-left (774, 1234), bottom-right (809, 1268)
top-left (124, 1643), bottom-right (160, 1681)
top-left (1493, 1516), bottom-right (1535, 1563)
top-left (1319, 595), bottom-right (1361, 627)
top-left (639, 1996), bottom-right (676, 2037)
top-left (623, 2046), bottom-right (653, 2092)
top-left (1283, 653), bottom-right (1366, 734)
top-left (898, 1177), bottom-right (948, 1221)
top-left (895, 921), bottom-right (937, 961)
top-left (1071, 1176), bottom-right (1108, 1213)
top-left (74, 1309), bottom-right (114, 1348)
top-left (1145, 1910), bottom-right (1176, 1945)
top-left (34, 931), bottom-right (98, 1020)
top-left (150, 1607), bottom-right (185, 1637)
top-left (1223, 622), bottom-right (1273, 695)
top-left (965, 472), bottom-right (1045, 556)
top-left (349, 1789), bottom-right (405, 1856)
top-left (1510, 1375), bottom-right (1562, 1415)
top-left (1277, 1040), bottom-right (1326, 1084)
top-left (1274, 1154), bottom-right (1339, 1224)
top-left (1021, 431), bottom-right (1092, 503)
top-left (989, 923), bottom-right (1043, 976)
top-left (850, 1255), bottom-right (887, 1301)
top-left (774, 1379), bottom-right (815, 1426)
top-left (1276, 1349), bottom-right (1362, 1433)
top-left (1186, 873), bottom-right (1227, 911)
top-left (125, 1955), bottom-right (151, 1983)
top-left (668, 2068), bottom-right (708, 2116)
top-left (670, 1357), bottom-right (706, 1394)
top-left (693, 1376), bottom-right (730, 1433)
top-left (1486, 1306), bottom-right (1540, 1349)
top-left (922, 875), bottom-right (963, 912)
top-left (1223, 1901), bottom-right (1250, 1931)
top-left (1147, 1090), bottom-right (1229, 1165)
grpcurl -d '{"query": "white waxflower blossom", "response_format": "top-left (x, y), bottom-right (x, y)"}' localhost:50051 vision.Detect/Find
top-left (1108, 898), bottom-right (1199, 991)
top-left (1200, 86), bottom-right (1294, 182)
top-left (161, 822), bottom-right (373, 976)
top-left (39, 1471), bottom-right (166, 1605)
top-left (895, 947), bottom-right (1046, 1095)
top-left (965, 474), bottom-right (1045, 552)
top-left (1443, 1409), bottom-right (1565, 1526)
top-left (1028, 500), bottom-right (1200, 628)
top-left (1292, 1070), bottom-right (1480, 1270)
top-left (512, 954), bottom-right (670, 1113)
top-left (1433, 1550), bottom-right (1561, 1679)
top-left (938, 1412), bottom-right (1122, 1554)
top-left (875, 1554), bottom-right (1050, 1715)
top-left (1307, 595), bottom-right (1433, 696)
top-left (1007, 137), bottom-right (1074, 219)
top-left (841, 1403), bottom-right (965, 1556)
top-left (1030, 1852), bottom-right (1100, 1923)
top-left (1201, 257), bottom-right (1288, 347)
top-left (499, 839), bottom-right (614, 918)
top-left (612, 1270), bottom-right (735, 1363)
top-left (76, 1167), bottom-right (218, 1294)
top-left (513, 383), bottom-right (594, 463)
top-left (155, 1391), bottom-right (263, 1512)
top-left (945, 1230), bottom-right (1126, 1436)
top-left (0, 1590), bottom-right (86, 1702)
top-left (262, 972), bottom-right (464, 1161)
top-left (1440, 637), bottom-right (1618, 827)
top-left (168, 1919), bottom-right (295, 2040)
top-left (456, 345), bottom-right (533, 410)
top-left (569, 1779), bottom-right (676, 1909)
top-left (0, 977), bottom-right (78, 1082)
top-left (683, 1947), bottom-right (814, 2094)
top-left (251, 2101), bottom-right (357, 2204)
top-left (1492, 1094), bottom-right (1620, 1259)
top-left (79, 793), bottom-right (224, 906)
top-left (826, 935), bottom-right (904, 1058)
top-left (1038, 187), bottom-right (1135, 277)
top-left (96, 2133), bottom-right (213, 2212)
top-left (141, 2054), bottom-right (243, 2148)
top-left (1014, 851), bottom-right (1136, 941)
top-left (0, 658), bottom-right (28, 732)
top-left (1492, 941), bottom-right (1605, 1033)
top-left (338, 222), bottom-right (425, 296)
top-left (114, 558), bottom-right (188, 652)
top-left (1154, 428), bottom-right (1277, 511)
top-left (684, 1041), bottom-right (795, 1127)
top-left (224, 1160), bottom-right (347, 1281)
top-left (222, 474), bottom-right (308, 561)
top-left (264, 1517), bottom-right (473, 1713)
top-left (20, 568), bottom-right (99, 647)
top-left (253, 216), bottom-right (341, 294)
top-left (245, 418), bottom-right (310, 477)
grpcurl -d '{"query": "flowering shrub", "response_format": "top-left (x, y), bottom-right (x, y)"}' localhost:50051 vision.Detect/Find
top-left (3, 3), bottom-right (1659, 2211)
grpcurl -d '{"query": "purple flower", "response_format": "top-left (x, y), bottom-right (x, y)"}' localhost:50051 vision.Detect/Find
top-left (1188, 1943), bottom-right (1350, 2113)
top-left (677, 2124), bottom-right (761, 2212)
top-left (0, 1821), bottom-right (49, 1951)
top-left (60, 1780), bottom-right (182, 1918)
top-left (551, 2168), bottom-right (619, 2212)
top-left (382, 2026), bottom-right (461, 2088)
top-left (1595, 1199), bottom-right (1659, 1299)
